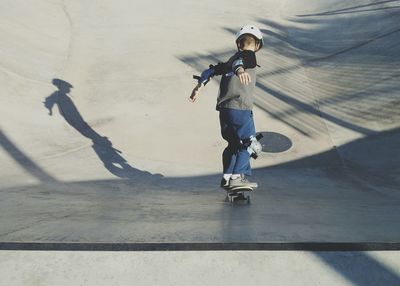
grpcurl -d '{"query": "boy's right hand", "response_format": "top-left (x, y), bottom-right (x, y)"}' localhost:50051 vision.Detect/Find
top-left (189, 83), bottom-right (203, 103)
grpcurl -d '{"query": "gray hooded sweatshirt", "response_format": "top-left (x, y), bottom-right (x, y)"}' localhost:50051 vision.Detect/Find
top-left (216, 51), bottom-right (257, 111)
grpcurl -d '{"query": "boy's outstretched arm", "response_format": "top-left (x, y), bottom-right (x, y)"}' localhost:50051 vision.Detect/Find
top-left (189, 62), bottom-right (227, 103)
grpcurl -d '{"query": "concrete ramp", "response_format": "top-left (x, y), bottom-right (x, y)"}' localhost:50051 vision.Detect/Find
top-left (0, 0), bottom-right (399, 245)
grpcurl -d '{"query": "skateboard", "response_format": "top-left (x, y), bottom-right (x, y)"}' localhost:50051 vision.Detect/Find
top-left (225, 186), bottom-right (253, 203)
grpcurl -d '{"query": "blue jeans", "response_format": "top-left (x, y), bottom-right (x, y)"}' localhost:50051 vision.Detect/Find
top-left (219, 108), bottom-right (256, 176)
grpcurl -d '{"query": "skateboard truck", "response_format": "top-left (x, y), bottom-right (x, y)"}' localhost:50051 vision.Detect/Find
top-left (225, 187), bottom-right (253, 204)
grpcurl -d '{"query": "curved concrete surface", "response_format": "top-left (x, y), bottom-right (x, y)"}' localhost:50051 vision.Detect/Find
top-left (0, 0), bottom-right (399, 245)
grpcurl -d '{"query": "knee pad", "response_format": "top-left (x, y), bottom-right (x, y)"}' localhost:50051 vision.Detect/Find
top-left (241, 133), bottom-right (263, 159)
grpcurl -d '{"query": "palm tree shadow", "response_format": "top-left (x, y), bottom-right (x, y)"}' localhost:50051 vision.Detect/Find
top-left (44, 78), bottom-right (162, 180)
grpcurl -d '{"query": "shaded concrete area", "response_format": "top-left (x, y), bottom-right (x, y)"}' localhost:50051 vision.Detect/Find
top-left (1, 129), bottom-right (399, 243)
top-left (315, 252), bottom-right (400, 286)
top-left (0, 160), bottom-right (399, 243)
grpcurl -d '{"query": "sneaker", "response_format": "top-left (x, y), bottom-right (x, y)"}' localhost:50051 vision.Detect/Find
top-left (229, 175), bottom-right (258, 189)
top-left (220, 178), bottom-right (229, 189)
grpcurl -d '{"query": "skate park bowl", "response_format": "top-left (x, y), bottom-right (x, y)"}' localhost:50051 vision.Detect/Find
top-left (1, 0), bottom-right (400, 256)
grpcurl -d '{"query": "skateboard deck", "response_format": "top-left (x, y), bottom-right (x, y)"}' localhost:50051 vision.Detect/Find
top-left (225, 186), bottom-right (253, 203)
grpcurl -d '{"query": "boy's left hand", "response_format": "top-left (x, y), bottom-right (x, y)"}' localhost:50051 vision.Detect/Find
top-left (237, 69), bottom-right (251, 85)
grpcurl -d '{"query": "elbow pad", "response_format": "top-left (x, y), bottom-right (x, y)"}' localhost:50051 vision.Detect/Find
top-left (193, 62), bottom-right (227, 85)
top-left (232, 50), bottom-right (257, 73)
top-left (199, 67), bottom-right (215, 85)
top-left (211, 62), bottom-right (228, 76)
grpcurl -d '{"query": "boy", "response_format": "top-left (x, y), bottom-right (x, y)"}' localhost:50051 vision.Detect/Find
top-left (190, 24), bottom-right (263, 189)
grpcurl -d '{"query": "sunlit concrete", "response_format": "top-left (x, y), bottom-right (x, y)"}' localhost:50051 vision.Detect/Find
top-left (1, 251), bottom-right (400, 286)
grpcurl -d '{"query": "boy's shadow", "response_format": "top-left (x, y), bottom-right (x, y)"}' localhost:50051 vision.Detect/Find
top-left (44, 78), bottom-right (162, 180)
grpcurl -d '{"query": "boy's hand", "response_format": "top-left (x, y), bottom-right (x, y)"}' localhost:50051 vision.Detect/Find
top-left (189, 83), bottom-right (203, 103)
top-left (236, 68), bottom-right (251, 85)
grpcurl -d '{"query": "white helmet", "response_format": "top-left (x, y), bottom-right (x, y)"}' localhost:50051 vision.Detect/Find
top-left (235, 24), bottom-right (263, 49)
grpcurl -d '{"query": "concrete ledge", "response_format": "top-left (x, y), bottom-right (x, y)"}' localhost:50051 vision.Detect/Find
top-left (1, 242), bottom-right (399, 251)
